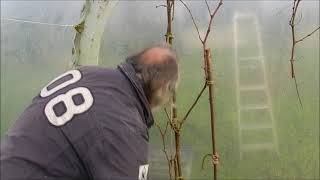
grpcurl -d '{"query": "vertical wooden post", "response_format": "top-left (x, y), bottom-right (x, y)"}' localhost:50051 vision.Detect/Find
top-left (205, 49), bottom-right (218, 180)
top-left (164, 1), bottom-right (183, 179)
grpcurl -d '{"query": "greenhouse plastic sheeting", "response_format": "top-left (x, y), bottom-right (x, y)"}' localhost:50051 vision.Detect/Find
top-left (1, 1), bottom-right (319, 179)
top-left (1, 1), bottom-right (85, 135)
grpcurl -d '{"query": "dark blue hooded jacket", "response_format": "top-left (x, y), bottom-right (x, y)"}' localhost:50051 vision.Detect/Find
top-left (1, 62), bottom-right (154, 180)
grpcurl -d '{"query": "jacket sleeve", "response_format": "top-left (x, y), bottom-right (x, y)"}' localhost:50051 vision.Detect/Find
top-left (80, 124), bottom-right (149, 180)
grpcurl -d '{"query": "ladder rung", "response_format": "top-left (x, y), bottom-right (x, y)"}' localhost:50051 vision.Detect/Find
top-left (239, 56), bottom-right (263, 61)
top-left (241, 142), bottom-right (274, 152)
top-left (240, 123), bottom-right (272, 130)
top-left (239, 85), bottom-right (265, 91)
top-left (241, 104), bottom-right (269, 111)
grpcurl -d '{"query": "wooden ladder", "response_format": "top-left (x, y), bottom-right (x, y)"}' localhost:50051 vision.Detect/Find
top-left (233, 12), bottom-right (279, 159)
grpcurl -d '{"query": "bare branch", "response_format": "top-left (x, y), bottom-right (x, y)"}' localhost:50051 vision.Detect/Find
top-left (203, 0), bottom-right (223, 45)
top-left (162, 1), bottom-right (223, 179)
top-left (289, 0), bottom-right (299, 78)
top-left (179, 0), bottom-right (203, 43)
top-left (210, 0), bottom-right (224, 20)
top-left (154, 120), bottom-right (173, 179)
top-left (163, 120), bottom-right (170, 136)
top-left (289, 0), bottom-right (303, 107)
top-left (154, 121), bottom-right (164, 136)
top-left (180, 1), bottom-right (223, 179)
top-left (289, 0), bottom-right (300, 27)
top-left (164, 107), bottom-right (177, 131)
top-left (296, 26), bottom-right (320, 43)
top-left (288, 0), bottom-right (318, 107)
top-left (205, 0), bottom-right (211, 15)
top-left (164, 107), bottom-right (171, 122)
top-left (293, 76), bottom-right (303, 107)
top-left (180, 83), bottom-right (207, 125)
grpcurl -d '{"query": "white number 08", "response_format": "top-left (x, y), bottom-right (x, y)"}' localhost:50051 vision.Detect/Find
top-left (41, 70), bottom-right (93, 126)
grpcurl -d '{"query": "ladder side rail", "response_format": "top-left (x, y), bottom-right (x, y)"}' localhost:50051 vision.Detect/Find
top-left (233, 13), bottom-right (243, 159)
top-left (253, 15), bottom-right (280, 155)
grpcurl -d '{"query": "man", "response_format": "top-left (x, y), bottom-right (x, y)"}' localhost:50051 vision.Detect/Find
top-left (1, 44), bottom-right (179, 180)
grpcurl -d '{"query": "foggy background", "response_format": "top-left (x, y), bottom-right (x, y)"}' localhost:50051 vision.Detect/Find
top-left (1, 1), bottom-right (319, 179)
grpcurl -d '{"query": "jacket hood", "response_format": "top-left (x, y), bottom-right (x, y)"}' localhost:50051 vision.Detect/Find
top-left (118, 62), bottom-right (154, 128)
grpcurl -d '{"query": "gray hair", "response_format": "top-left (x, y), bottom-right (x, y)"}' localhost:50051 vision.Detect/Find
top-left (126, 44), bottom-right (179, 104)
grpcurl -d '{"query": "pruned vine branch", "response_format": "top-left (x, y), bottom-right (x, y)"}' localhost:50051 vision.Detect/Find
top-left (205, 0), bottom-right (212, 15)
top-left (179, 0), bottom-right (223, 47)
top-left (289, 0), bottom-right (320, 107)
top-left (289, 0), bottom-right (303, 107)
top-left (164, 107), bottom-right (171, 122)
top-left (154, 120), bottom-right (174, 180)
top-left (203, 0), bottom-right (223, 46)
top-left (179, 0), bottom-right (202, 43)
top-left (180, 83), bottom-right (207, 125)
top-left (157, 1), bottom-right (223, 179)
top-left (158, 1), bottom-right (185, 180)
top-left (179, 1), bottom-right (223, 180)
top-left (296, 26), bottom-right (320, 43)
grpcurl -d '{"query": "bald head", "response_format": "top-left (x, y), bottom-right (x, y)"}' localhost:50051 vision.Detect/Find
top-left (126, 44), bottom-right (179, 109)
top-left (140, 47), bottom-right (176, 65)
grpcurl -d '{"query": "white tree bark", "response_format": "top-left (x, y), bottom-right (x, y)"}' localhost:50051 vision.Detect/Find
top-left (72, 0), bottom-right (118, 67)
